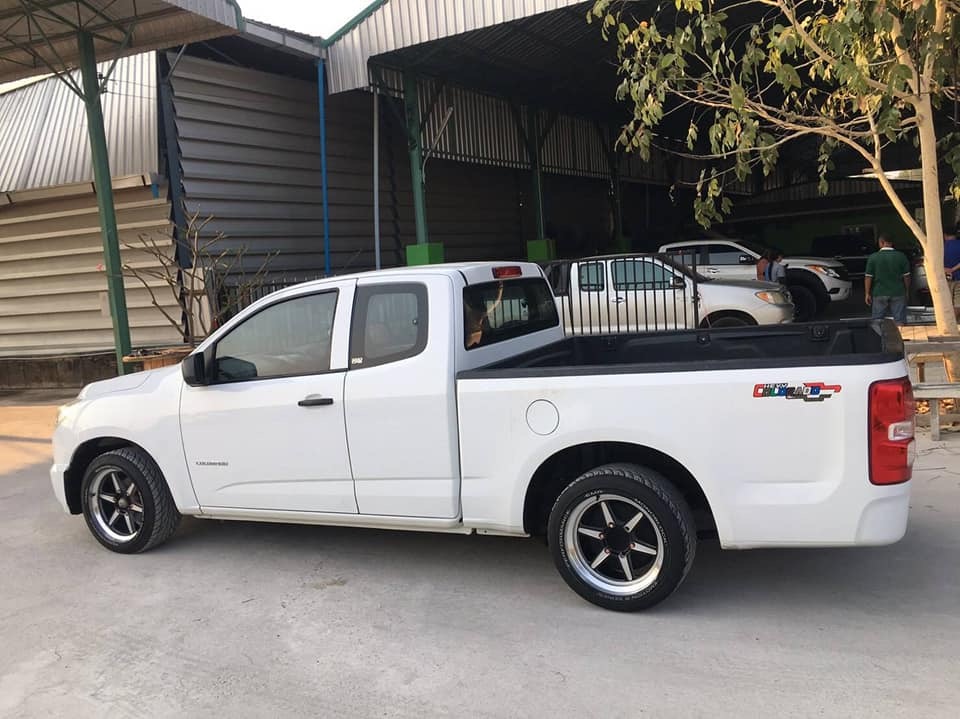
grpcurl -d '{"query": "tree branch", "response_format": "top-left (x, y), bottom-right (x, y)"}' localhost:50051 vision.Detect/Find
top-left (922, 0), bottom-right (948, 88)
top-left (776, 0), bottom-right (911, 100)
top-left (888, 10), bottom-right (919, 96)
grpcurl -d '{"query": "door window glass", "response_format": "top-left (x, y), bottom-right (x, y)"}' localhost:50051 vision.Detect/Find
top-left (578, 262), bottom-right (605, 291)
top-left (704, 244), bottom-right (750, 265)
top-left (663, 245), bottom-right (702, 268)
top-left (213, 291), bottom-right (338, 382)
top-left (350, 284), bottom-right (428, 368)
top-left (612, 259), bottom-right (675, 290)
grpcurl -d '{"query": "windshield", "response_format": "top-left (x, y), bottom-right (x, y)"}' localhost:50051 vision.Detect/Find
top-left (736, 239), bottom-right (768, 256)
top-left (655, 253), bottom-right (710, 282)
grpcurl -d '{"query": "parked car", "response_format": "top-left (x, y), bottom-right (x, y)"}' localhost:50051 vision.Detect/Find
top-left (542, 254), bottom-right (793, 332)
top-left (810, 234), bottom-right (876, 279)
top-left (52, 262), bottom-right (914, 611)
top-left (659, 238), bottom-right (853, 321)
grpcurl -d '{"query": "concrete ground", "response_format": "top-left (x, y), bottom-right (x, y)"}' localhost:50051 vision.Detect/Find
top-left (1, 398), bottom-right (958, 718)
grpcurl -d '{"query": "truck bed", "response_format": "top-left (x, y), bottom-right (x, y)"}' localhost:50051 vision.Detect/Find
top-left (455, 317), bottom-right (910, 549)
top-left (459, 319), bottom-right (903, 378)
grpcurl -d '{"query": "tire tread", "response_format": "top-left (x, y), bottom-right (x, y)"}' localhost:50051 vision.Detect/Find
top-left (548, 462), bottom-right (697, 610)
top-left (94, 447), bottom-right (180, 553)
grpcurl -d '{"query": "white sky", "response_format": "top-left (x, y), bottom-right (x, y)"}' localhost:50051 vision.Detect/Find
top-left (238, 0), bottom-right (372, 37)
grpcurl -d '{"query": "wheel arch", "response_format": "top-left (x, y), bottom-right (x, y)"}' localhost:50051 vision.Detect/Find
top-left (522, 441), bottom-right (715, 537)
top-left (64, 436), bottom-right (151, 514)
top-left (786, 268), bottom-right (829, 301)
top-left (699, 309), bottom-right (757, 328)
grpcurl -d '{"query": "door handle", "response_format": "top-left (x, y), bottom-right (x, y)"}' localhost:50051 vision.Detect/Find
top-left (612, 297), bottom-right (627, 304)
top-left (298, 395), bottom-right (334, 407)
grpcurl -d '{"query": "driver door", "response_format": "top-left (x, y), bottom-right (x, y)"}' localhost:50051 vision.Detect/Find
top-left (180, 281), bottom-right (357, 514)
top-left (702, 243), bottom-right (757, 281)
top-left (609, 257), bottom-right (695, 331)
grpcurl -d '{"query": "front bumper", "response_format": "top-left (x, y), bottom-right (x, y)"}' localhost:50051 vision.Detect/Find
top-left (754, 303), bottom-right (795, 325)
top-left (829, 285), bottom-right (853, 301)
top-left (826, 281), bottom-right (853, 301)
top-left (50, 463), bottom-right (70, 514)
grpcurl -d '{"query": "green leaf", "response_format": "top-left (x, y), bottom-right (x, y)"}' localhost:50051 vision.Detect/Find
top-left (775, 64), bottom-right (801, 90)
top-left (730, 82), bottom-right (745, 111)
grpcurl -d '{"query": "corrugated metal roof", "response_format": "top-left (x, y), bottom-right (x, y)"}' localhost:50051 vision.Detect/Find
top-left (0, 0), bottom-right (240, 84)
top-left (326, 0), bottom-right (586, 93)
top-left (0, 52), bottom-right (158, 193)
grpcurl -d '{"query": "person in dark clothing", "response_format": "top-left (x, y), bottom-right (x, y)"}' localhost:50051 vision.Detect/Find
top-left (942, 224), bottom-right (960, 318)
top-left (865, 235), bottom-right (911, 324)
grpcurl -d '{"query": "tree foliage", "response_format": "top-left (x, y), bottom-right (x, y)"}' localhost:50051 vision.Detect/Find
top-left (591, 0), bottom-right (960, 333)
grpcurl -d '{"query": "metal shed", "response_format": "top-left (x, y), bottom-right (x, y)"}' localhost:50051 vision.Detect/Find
top-left (0, 0), bottom-right (241, 372)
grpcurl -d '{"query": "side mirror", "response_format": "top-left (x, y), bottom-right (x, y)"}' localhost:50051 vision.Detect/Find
top-left (670, 275), bottom-right (686, 289)
top-left (739, 254), bottom-right (756, 265)
top-left (182, 347), bottom-right (214, 386)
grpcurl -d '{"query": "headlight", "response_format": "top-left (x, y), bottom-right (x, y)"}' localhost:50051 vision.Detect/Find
top-left (56, 397), bottom-right (82, 426)
top-left (755, 290), bottom-right (788, 304)
top-left (808, 265), bottom-right (840, 279)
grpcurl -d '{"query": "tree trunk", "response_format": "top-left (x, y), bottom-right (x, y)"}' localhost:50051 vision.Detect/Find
top-left (917, 94), bottom-right (957, 338)
top-left (917, 93), bottom-right (960, 382)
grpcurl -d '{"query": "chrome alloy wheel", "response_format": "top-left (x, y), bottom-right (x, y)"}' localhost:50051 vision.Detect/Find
top-left (87, 466), bottom-right (145, 543)
top-left (563, 493), bottom-right (664, 596)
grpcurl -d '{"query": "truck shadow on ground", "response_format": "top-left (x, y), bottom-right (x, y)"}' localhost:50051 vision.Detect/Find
top-left (170, 505), bottom-right (957, 617)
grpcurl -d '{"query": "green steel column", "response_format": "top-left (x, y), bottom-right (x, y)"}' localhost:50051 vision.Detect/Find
top-left (79, 31), bottom-right (131, 373)
top-left (527, 106), bottom-right (545, 242)
top-left (402, 70), bottom-right (428, 246)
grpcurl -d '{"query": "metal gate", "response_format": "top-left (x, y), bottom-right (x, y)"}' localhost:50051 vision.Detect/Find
top-left (542, 254), bottom-right (701, 336)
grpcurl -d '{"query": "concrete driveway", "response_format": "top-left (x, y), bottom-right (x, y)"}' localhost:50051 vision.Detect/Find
top-left (1, 400), bottom-right (958, 718)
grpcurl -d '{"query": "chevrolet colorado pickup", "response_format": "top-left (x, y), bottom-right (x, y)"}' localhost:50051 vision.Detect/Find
top-left (52, 262), bottom-right (914, 610)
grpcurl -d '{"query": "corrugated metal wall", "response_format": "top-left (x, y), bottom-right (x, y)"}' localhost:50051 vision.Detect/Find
top-left (374, 70), bottom-right (744, 190)
top-left (170, 54), bottom-right (526, 275)
top-left (171, 54), bottom-right (330, 273)
top-left (0, 180), bottom-right (182, 355)
top-left (0, 52), bottom-right (158, 193)
top-left (327, 0), bottom-right (587, 94)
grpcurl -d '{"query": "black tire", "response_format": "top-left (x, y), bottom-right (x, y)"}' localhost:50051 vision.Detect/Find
top-left (548, 463), bottom-right (696, 611)
top-left (81, 447), bottom-right (181, 554)
top-left (788, 284), bottom-right (818, 322)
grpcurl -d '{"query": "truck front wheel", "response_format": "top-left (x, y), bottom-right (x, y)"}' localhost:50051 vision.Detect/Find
top-left (548, 463), bottom-right (696, 611)
top-left (81, 447), bottom-right (181, 554)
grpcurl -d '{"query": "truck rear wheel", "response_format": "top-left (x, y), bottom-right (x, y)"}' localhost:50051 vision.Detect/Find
top-left (548, 463), bottom-right (696, 611)
top-left (81, 447), bottom-right (181, 554)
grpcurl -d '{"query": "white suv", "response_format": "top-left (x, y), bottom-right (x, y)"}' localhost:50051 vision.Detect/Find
top-left (659, 239), bottom-right (852, 321)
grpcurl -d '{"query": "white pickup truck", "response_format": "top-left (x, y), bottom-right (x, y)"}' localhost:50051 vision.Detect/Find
top-left (52, 262), bottom-right (915, 611)
top-left (659, 238), bottom-right (853, 321)
top-left (543, 254), bottom-right (794, 332)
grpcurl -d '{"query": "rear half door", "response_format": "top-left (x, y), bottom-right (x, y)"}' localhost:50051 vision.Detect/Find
top-left (343, 275), bottom-right (461, 518)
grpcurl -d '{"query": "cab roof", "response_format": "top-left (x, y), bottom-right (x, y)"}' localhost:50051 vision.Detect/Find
top-left (270, 261), bottom-right (545, 296)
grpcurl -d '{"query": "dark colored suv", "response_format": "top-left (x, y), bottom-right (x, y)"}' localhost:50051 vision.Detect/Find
top-left (811, 234), bottom-right (928, 304)
top-left (810, 234), bottom-right (875, 279)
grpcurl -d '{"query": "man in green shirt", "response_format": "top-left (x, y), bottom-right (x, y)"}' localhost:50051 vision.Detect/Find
top-left (864, 235), bottom-right (911, 324)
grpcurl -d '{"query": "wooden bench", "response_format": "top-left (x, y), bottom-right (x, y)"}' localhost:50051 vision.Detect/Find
top-left (911, 383), bottom-right (960, 440)
top-left (909, 352), bottom-right (951, 383)
top-left (904, 339), bottom-right (960, 440)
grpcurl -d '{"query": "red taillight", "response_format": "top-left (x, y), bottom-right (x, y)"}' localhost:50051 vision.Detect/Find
top-left (868, 377), bottom-right (915, 485)
top-left (492, 266), bottom-right (523, 278)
